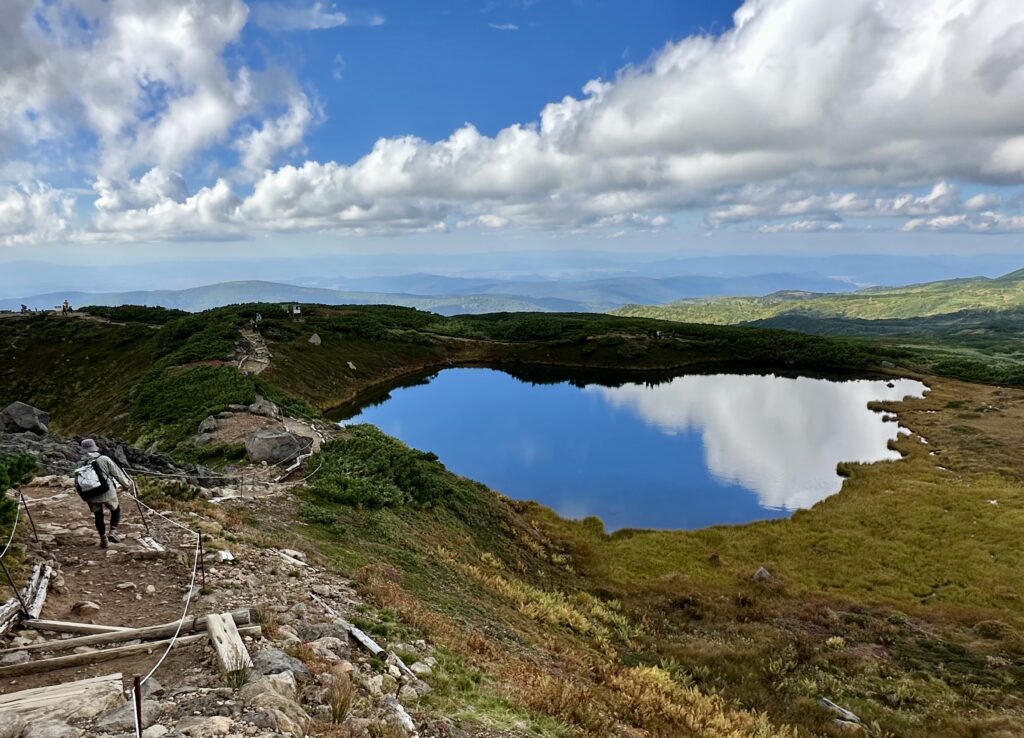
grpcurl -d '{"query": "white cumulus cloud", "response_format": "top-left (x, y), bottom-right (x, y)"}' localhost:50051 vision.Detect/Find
top-left (6, 0), bottom-right (1024, 242)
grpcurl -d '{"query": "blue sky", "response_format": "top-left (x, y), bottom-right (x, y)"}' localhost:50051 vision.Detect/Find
top-left (2, 0), bottom-right (1024, 259)
top-left (268, 1), bottom-right (719, 161)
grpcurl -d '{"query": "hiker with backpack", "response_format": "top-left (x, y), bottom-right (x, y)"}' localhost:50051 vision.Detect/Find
top-left (75, 438), bottom-right (133, 548)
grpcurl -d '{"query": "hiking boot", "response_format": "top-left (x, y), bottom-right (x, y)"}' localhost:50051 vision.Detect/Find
top-left (99, 536), bottom-right (108, 549)
top-left (107, 530), bottom-right (121, 544)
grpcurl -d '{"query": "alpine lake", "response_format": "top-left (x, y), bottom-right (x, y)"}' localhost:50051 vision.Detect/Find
top-left (334, 367), bottom-right (928, 531)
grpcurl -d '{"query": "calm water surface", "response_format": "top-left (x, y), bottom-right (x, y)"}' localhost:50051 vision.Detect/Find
top-left (340, 369), bottom-right (927, 531)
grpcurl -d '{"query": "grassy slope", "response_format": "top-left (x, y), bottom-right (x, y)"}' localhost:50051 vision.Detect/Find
top-left (4, 305), bottom-right (1024, 736)
top-left (614, 270), bottom-right (1024, 324)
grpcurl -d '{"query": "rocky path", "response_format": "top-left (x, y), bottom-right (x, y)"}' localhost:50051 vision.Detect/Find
top-left (0, 466), bottom-right (476, 738)
top-left (238, 328), bottom-right (272, 376)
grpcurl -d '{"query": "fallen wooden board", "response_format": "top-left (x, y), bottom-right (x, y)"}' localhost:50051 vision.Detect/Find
top-left (0, 598), bottom-right (21, 637)
top-left (2, 608), bottom-right (251, 655)
top-left (0, 562), bottom-right (52, 636)
top-left (206, 612), bottom-right (254, 672)
top-left (22, 619), bottom-right (131, 635)
top-left (24, 563), bottom-right (51, 619)
top-left (0, 672), bottom-right (124, 720)
top-left (333, 615), bottom-right (385, 657)
top-left (0, 625), bottom-right (261, 678)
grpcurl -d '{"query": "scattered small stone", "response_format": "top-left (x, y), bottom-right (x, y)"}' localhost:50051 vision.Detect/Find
top-left (146, 584), bottom-right (157, 594)
top-left (753, 566), bottom-right (773, 582)
top-left (0, 651), bottom-right (29, 666)
top-left (116, 581), bottom-right (136, 590)
top-left (71, 600), bottom-right (101, 614)
top-left (176, 715), bottom-right (234, 737)
top-left (410, 661), bottom-right (433, 677)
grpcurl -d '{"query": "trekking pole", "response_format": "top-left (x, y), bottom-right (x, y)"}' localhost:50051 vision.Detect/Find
top-left (131, 480), bottom-right (151, 538)
top-left (18, 491), bottom-right (38, 543)
top-left (0, 560), bottom-right (28, 615)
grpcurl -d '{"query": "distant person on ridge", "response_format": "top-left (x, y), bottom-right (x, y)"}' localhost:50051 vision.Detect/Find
top-left (74, 438), bottom-right (133, 548)
top-left (61, 299), bottom-right (69, 317)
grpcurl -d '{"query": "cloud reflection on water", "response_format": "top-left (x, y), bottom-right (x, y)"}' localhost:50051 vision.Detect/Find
top-left (589, 375), bottom-right (927, 510)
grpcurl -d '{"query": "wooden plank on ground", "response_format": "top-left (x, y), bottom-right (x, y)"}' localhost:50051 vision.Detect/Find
top-left (206, 612), bottom-right (253, 672)
top-left (25, 564), bottom-right (51, 619)
top-left (337, 616), bottom-right (385, 657)
top-left (23, 619), bottom-right (131, 635)
top-left (0, 598), bottom-right (21, 637)
top-left (0, 672), bottom-right (123, 710)
top-left (2, 608), bottom-right (251, 655)
top-left (0, 625), bottom-right (260, 678)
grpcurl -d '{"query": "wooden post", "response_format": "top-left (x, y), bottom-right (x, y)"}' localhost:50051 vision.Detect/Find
top-left (18, 491), bottom-right (38, 543)
top-left (197, 536), bottom-right (207, 591)
top-left (132, 674), bottom-right (143, 737)
top-left (206, 612), bottom-right (254, 673)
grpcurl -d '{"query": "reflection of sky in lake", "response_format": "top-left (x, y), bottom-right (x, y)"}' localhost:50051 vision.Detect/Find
top-left (342, 369), bottom-right (927, 531)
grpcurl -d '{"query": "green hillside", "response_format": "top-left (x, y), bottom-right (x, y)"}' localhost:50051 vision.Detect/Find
top-left (614, 269), bottom-right (1024, 324)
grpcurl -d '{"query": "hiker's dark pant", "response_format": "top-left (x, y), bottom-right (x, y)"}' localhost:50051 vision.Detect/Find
top-left (93, 506), bottom-right (121, 537)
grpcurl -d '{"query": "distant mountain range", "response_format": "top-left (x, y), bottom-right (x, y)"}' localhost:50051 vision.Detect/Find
top-left (6, 252), bottom-right (1024, 299)
top-left (612, 268), bottom-right (1024, 324)
top-left (0, 272), bottom-right (860, 315)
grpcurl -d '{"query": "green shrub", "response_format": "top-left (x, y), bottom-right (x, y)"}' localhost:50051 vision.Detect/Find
top-left (130, 365), bottom-right (255, 450)
top-left (79, 305), bottom-right (187, 324)
top-left (307, 425), bottom-right (455, 509)
top-left (0, 454), bottom-right (36, 529)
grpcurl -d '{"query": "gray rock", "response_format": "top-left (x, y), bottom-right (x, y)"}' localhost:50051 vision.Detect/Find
top-left (215, 411), bottom-right (234, 420)
top-left (1, 401), bottom-right (50, 435)
top-left (0, 713), bottom-right (26, 738)
top-left (227, 404), bottom-right (249, 412)
top-left (307, 333), bottom-right (322, 346)
top-left (307, 636), bottom-right (349, 662)
top-left (21, 721), bottom-right (77, 738)
top-left (198, 416), bottom-right (218, 434)
top-left (142, 726), bottom-right (169, 738)
top-left (244, 429), bottom-right (310, 464)
top-left (0, 650), bottom-right (30, 665)
top-left (398, 684), bottom-right (419, 703)
top-left (753, 566), bottom-right (773, 582)
top-left (295, 620), bottom-right (350, 641)
top-left (175, 716), bottom-right (234, 737)
top-left (95, 699), bottom-right (161, 731)
top-left (142, 677), bottom-right (165, 698)
top-left (71, 600), bottom-right (101, 614)
top-left (383, 696), bottom-right (417, 735)
top-left (192, 433), bottom-right (215, 447)
top-left (251, 648), bottom-right (311, 683)
top-left (409, 661), bottom-right (432, 677)
top-left (247, 397), bottom-right (281, 420)
top-left (239, 671), bottom-right (298, 703)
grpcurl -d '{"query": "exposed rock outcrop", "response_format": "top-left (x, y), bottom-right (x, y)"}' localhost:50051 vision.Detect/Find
top-left (1, 401), bottom-right (50, 435)
top-left (245, 428), bottom-right (311, 464)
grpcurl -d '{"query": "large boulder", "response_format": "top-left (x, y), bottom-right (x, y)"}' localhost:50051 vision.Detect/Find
top-left (245, 429), bottom-right (310, 464)
top-left (1, 402), bottom-right (50, 435)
